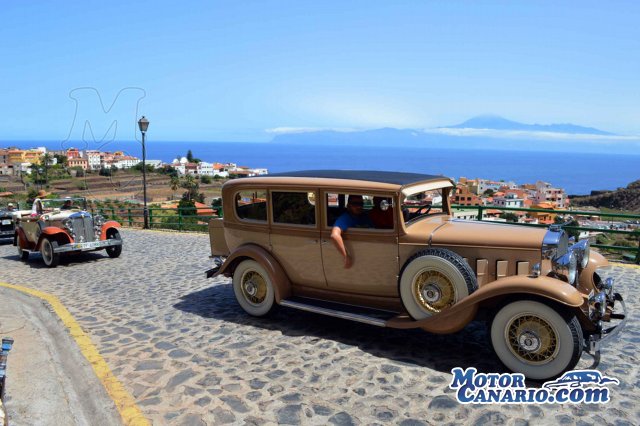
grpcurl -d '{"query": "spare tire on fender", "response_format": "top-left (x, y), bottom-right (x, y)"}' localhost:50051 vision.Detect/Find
top-left (399, 248), bottom-right (478, 320)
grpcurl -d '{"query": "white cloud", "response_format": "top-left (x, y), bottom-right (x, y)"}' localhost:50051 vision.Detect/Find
top-left (265, 127), bottom-right (360, 134)
top-left (424, 127), bottom-right (640, 141)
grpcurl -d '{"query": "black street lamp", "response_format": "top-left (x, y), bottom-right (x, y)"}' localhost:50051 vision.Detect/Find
top-left (138, 116), bottom-right (150, 229)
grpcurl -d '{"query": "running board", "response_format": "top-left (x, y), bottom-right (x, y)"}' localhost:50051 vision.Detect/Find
top-left (279, 299), bottom-right (389, 327)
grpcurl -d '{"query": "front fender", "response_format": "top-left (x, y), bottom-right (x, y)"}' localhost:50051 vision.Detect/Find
top-left (577, 250), bottom-right (608, 294)
top-left (100, 221), bottom-right (121, 240)
top-left (218, 243), bottom-right (292, 303)
top-left (387, 275), bottom-right (584, 334)
top-left (37, 227), bottom-right (73, 250)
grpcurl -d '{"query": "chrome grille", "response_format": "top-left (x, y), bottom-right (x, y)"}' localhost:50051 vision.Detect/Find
top-left (72, 215), bottom-right (95, 242)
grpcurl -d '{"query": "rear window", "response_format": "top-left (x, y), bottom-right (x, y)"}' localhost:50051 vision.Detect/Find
top-left (235, 190), bottom-right (267, 222)
top-left (272, 191), bottom-right (316, 226)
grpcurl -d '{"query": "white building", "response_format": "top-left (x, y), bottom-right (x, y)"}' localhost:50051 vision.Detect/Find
top-left (534, 181), bottom-right (568, 208)
top-left (197, 162), bottom-right (215, 176)
top-left (83, 150), bottom-right (102, 170)
top-left (112, 156), bottom-right (141, 169)
top-left (493, 193), bottom-right (524, 208)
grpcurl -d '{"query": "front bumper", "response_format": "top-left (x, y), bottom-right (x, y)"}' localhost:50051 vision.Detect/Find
top-left (587, 292), bottom-right (627, 352)
top-left (54, 239), bottom-right (122, 253)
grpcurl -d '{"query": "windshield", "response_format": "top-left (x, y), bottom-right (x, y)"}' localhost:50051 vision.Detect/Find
top-left (402, 188), bottom-right (447, 224)
top-left (40, 198), bottom-right (88, 212)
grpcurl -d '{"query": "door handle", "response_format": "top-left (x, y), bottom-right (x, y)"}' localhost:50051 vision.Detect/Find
top-left (321, 239), bottom-right (329, 245)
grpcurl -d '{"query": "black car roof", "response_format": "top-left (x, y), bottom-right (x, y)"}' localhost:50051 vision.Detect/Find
top-left (257, 170), bottom-right (447, 186)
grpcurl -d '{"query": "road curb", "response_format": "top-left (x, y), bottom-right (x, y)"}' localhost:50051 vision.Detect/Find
top-left (0, 282), bottom-right (149, 426)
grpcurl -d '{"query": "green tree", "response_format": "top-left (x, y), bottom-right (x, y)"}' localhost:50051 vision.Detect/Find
top-left (200, 175), bottom-right (212, 184)
top-left (483, 188), bottom-right (495, 197)
top-left (53, 154), bottom-right (68, 167)
top-left (499, 212), bottom-right (519, 223)
top-left (169, 176), bottom-right (180, 200)
top-left (180, 174), bottom-right (198, 202)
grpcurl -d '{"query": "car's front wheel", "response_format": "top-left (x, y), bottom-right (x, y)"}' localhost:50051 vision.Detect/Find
top-left (232, 260), bottom-right (276, 317)
top-left (490, 299), bottom-right (583, 380)
top-left (105, 229), bottom-right (122, 258)
top-left (41, 237), bottom-right (60, 268)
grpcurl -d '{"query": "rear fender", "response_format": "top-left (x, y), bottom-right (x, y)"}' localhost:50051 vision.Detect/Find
top-left (100, 221), bottom-right (121, 240)
top-left (37, 227), bottom-right (73, 250)
top-left (217, 243), bottom-right (292, 303)
top-left (388, 275), bottom-right (584, 334)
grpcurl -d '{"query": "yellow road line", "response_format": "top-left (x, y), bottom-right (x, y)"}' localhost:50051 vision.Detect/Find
top-left (0, 282), bottom-right (149, 426)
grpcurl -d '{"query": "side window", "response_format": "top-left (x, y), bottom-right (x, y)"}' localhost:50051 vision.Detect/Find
top-left (272, 191), bottom-right (316, 226)
top-left (326, 193), bottom-right (394, 230)
top-left (235, 190), bottom-right (267, 222)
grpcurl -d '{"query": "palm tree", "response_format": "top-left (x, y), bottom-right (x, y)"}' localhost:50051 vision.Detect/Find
top-left (169, 176), bottom-right (180, 200)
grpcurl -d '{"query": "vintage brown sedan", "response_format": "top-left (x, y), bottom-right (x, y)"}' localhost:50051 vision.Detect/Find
top-left (206, 170), bottom-right (626, 380)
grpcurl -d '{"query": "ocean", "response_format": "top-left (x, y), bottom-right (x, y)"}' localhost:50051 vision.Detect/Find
top-left (4, 140), bottom-right (639, 195)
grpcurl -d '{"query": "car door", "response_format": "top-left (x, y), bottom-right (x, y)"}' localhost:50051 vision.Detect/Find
top-left (320, 191), bottom-right (399, 297)
top-left (269, 189), bottom-right (326, 288)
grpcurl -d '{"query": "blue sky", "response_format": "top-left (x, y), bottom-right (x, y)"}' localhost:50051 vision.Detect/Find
top-left (1, 1), bottom-right (638, 142)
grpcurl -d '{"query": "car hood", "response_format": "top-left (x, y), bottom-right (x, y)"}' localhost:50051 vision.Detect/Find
top-left (430, 219), bottom-right (547, 250)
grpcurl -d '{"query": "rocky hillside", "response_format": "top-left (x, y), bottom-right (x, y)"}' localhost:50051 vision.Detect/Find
top-left (571, 180), bottom-right (640, 212)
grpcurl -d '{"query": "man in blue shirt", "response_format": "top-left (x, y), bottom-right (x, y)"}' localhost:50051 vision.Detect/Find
top-left (330, 195), bottom-right (373, 269)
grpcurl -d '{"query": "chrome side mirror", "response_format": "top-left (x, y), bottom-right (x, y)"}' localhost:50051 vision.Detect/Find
top-left (380, 200), bottom-right (390, 211)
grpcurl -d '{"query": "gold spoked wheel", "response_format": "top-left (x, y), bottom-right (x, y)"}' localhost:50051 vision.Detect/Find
top-left (241, 270), bottom-right (268, 305)
top-left (412, 269), bottom-right (456, 314)
top-left (505, 314), bottom-right (559, 365)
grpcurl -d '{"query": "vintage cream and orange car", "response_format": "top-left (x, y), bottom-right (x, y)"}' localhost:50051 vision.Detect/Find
top-left (14, 197), bottom-right (122, 267)
top-left (206, 171), bottom-right (626, 380)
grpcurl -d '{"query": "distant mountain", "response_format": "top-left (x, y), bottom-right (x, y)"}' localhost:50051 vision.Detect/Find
top-left (445, 115), bottom-right (614, 136)
top-left (570, 180), bottom-right (640, 212)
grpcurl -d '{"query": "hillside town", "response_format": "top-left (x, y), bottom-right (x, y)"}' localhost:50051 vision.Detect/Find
top-left (0, 146), bottom-right (269, 178)
top-left (450, 176), bottom-right (570, 225)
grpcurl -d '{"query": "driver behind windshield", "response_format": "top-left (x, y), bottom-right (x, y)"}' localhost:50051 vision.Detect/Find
top-left (61, 199), bottom-right (74, 210)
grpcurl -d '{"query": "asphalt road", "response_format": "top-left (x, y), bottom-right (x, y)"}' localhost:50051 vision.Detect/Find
top-left (0, 230), bottom-right (638, 425)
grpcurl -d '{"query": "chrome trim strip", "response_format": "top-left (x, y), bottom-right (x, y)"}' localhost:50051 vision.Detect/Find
top-left (279, 300), bottom-right (387, 327)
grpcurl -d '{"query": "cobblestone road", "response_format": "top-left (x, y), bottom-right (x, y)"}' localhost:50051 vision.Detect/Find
top-left (0, 230), bottom-right (638, 425)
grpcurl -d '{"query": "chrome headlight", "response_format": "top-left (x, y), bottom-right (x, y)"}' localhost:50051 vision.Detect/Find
top-left (570, 239), bottom-right (590, 269)
top-left (94, 214), bottom-right (106, 227)
top-left (62, 218), bottom-right (74, 236)
top-left (542, 228), bottom-right (569, 260)
top-left (553, 251), bottom-right (577, 285)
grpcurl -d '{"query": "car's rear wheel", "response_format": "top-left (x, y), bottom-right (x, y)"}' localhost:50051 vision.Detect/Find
top-left (41, 238), bottom-right (60, 268)
top-left (399, 248), bottom-right (477, 319)
top-left (490, 299), bottom-right (583, 380)
top-left (16, 235), bottom-right (29, 261)
top-left (232, 260), bottom-right (276, 317)
top-left (105, 229), bottom-right (122, 258)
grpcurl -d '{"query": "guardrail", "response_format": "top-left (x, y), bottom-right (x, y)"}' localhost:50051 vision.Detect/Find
top-left (452, 204), bottom-right (640, 263)
top-left (90, 206), bottom-right (222, 232)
